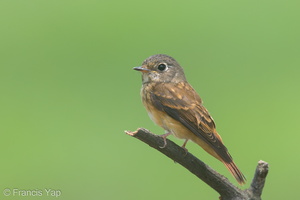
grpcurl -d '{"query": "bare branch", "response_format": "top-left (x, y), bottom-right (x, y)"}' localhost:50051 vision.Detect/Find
top-left (246, 160), bottom-right (269, 200)
top-left (125, 128), bottom-right (269, 200)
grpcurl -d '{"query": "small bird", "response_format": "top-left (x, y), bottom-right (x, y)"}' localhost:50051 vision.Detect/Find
top-left (133, 54), bottom-right (246, 185)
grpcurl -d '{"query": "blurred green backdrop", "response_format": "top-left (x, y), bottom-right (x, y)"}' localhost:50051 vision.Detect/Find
top-left (0, 0), bottom-right (299, 199)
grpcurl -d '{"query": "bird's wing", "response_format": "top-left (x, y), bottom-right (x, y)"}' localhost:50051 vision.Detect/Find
top-left (151, 82), bottom-right (232, 163)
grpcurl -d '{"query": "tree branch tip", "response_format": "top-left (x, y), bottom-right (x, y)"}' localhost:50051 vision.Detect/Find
top-left (124, 130), bottom-right (138, 136)
top-left (258, 160), bottom-right (268, 166)
top-left (257, 160), bottom-right (269, 172)
top-left (125, 128), bottom-right (150, 136)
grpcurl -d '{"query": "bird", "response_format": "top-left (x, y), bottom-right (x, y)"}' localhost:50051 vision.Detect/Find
top-left (133, 54), bottom-right (246, 185)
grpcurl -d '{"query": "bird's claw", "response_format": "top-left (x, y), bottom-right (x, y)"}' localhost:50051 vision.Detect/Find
top-left (181, 146), bottom-right (189, 155)
top-left (181, 139), bottom-right (189, 155)
top-left (159, 132), bottom-right (171, 148)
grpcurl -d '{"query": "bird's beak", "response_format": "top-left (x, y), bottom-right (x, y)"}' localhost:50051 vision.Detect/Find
top-left (133, 66), bottom-right (150, 73)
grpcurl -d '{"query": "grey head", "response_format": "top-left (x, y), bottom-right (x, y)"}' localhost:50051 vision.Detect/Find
top-left (133, 54), bottom-right (187, 84)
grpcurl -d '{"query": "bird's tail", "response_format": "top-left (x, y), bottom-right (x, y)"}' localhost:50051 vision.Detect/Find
top-left (222, 160), bottom-right (246, 185)
top-left (191, 136), bottom-right (246, 185)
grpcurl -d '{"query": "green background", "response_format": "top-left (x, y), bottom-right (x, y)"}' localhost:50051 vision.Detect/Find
top-left (1, 0), bottom-right (299, 199)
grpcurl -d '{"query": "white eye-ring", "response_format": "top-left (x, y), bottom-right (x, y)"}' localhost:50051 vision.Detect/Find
top-left (157, 63), bottom-right (168, 71)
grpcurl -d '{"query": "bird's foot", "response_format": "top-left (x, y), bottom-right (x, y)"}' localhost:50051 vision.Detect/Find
top-left (159, 132), bottom-right (172, 148)
top-left (181, 139), bottom-right (189, 155)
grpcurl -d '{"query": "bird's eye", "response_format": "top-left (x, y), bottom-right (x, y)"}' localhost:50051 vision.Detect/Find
top-left (157, 63), bottom-right (167, 71)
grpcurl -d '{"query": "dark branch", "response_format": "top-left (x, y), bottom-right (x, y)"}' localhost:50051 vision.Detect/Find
top-left (125, 128), bottom-right (269, 200)
top-left (246, 160), bottom-right (269, 200)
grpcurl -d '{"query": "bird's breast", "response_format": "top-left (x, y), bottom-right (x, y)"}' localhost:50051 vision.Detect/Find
top-left (141, 83), bottom-right (166, 128)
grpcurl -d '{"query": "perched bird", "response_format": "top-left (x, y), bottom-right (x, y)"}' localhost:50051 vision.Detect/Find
top-left (133, 54), bottom-right (246, 185)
